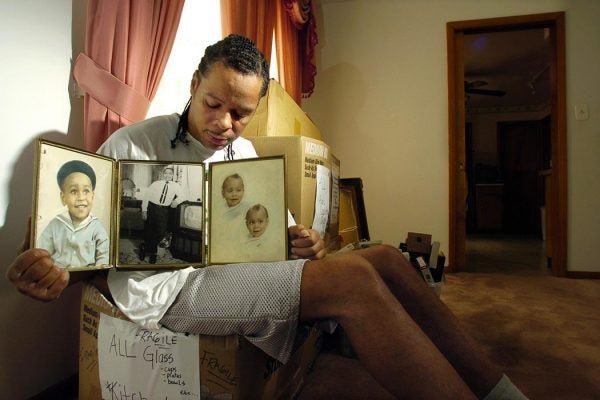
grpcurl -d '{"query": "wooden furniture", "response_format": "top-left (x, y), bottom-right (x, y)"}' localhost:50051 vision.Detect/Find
top-left (338, 178), bottom-right (370, 248)
top-left (539, 169), bottom-right (552, 266)
top-left (475, 183), bottom-right (504, 232)
top-left (119, 198), bottom-right (144, 238)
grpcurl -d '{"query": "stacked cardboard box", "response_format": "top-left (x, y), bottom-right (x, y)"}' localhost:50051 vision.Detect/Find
top-left (245, 80), bottom-right (340, 252)
top-left (249, 136), bottom-right (340, 251)
top-left (244, 79), bottom-right (322, 140)
top-left (79, 284), bottom-right (321, 400)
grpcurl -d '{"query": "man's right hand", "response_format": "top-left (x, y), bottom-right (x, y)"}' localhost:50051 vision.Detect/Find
top-left (5, 219), bottom-right (69, 302)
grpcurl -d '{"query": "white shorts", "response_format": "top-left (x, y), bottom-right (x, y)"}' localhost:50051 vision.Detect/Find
top-left (159, 259), bottom-right (307, 363)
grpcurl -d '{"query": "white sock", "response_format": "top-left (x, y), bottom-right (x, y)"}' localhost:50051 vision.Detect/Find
top-left (483, 374), bottom-right (529, 400)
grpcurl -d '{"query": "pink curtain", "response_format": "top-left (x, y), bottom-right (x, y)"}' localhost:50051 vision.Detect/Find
top-left (73, 0), bottom-right (184, 152)
top-left (275, 0), bottom-right (318, 101)
top-left (220, 0), bottom-right (318, 104)
top-left (220, 0), bottom-right (276, 67)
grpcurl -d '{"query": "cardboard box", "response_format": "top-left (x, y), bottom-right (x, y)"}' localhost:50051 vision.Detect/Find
top-left (79, 284), bottom-right (321, 400)
top-left (248, 136), bottom-right (339, 251)
top-left (243, 79), bottom-right (322, 140)
top-left (406, 232), bottom-right (432, 254)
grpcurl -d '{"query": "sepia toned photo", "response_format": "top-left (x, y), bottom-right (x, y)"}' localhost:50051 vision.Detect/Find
top-left (208, 156), bottom-right (287, 264)
top-left (32, 139), bottom-right (115, 271)
top-left (116, 161), bottom-right (205, 269)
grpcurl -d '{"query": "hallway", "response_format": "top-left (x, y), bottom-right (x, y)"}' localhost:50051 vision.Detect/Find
top-left (466, 234), bottom-right (550, 276)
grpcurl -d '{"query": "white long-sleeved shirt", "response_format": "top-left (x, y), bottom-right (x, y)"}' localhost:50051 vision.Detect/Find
top-left (142, 179), bottom-right (184, 211)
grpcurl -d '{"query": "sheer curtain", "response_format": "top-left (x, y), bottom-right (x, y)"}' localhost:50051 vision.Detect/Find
top-left (73, 0), bottom-right (184, 151)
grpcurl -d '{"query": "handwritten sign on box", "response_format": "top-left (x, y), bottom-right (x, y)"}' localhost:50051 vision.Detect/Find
top-left (98, 314), bottom-right (200, 400)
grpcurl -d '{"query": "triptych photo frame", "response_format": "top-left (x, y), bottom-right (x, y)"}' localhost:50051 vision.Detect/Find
top-left (32, 139), bottom-right (288, 271)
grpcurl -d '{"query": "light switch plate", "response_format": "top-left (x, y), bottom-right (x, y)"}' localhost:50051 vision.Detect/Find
top-left (574, 103), bottom-right (589, 120)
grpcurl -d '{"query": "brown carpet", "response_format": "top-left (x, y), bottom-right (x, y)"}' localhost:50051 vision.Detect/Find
top-left (442, 272), bottom-right (600, 400)
top-left (298, 272), bottom-right (600, 400)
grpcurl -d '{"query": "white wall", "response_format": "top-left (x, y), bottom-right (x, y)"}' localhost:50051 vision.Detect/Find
top-left (0, 0), bottom-right (87, 397)
top-left (303, 0), bottom-right (600, 272)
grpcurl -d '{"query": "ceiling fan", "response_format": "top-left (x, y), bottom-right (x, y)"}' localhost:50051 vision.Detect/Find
top-left (464, 80), bottom-right (506, 97)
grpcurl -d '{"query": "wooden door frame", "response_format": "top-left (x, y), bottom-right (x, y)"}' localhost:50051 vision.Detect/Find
top-left (446, 12), bottom-right (567, 276)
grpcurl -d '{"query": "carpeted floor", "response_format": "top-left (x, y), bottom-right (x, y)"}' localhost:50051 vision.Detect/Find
top-left (441, 272), bottom-right (600, 399)
top-left (299, 236), bottom-right (600, 399)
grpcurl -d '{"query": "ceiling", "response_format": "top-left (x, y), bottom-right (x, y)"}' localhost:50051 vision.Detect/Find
top-left (463, 28), bottom-right (552, 111)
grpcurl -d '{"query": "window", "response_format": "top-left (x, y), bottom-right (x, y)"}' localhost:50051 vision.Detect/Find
top-left (147, 1), bottom-right (221, 117)
top-left (148, 3), bottom-right (279, 118)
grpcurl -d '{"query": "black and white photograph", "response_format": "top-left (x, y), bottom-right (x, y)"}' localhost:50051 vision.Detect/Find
top-left (208, 156), bottom-right (287, 264)
top-left (116, 161), bottom-right (205, 269)
top-left (32, 139), bottom-right (114, 271)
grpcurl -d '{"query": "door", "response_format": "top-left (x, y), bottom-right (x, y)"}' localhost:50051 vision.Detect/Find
top-left (447, 12), bottom-right (567, 276)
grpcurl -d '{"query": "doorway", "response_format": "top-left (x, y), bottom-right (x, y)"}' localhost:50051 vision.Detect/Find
top-left (446, 12), bottom-right (567, 276)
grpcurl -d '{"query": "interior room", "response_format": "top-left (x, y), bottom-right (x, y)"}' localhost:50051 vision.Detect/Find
top-left (463, 28), bottom-right (552, 275)
top-left (1, 1), bottom-right (598, 399)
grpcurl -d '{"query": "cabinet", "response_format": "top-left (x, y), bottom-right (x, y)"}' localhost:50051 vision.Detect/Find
top-left (475, 184), bottom-right (504, 232)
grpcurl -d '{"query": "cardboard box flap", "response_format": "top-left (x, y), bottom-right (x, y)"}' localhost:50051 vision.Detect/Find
top-left (244, 79), bottom-right (322, 140)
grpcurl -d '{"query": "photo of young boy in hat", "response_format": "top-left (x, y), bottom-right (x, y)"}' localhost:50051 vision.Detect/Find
top-left (37, 159), bottom-right (110, 269)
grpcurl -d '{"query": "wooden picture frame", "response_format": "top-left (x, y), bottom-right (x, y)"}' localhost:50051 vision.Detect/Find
top-left (340, 177), bottom-right (370, 242)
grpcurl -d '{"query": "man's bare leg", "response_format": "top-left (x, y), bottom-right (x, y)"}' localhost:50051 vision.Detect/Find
top-left (353, 245), bottom-right (503, 398)
top-left (300, 252), bottom-right (476, 399)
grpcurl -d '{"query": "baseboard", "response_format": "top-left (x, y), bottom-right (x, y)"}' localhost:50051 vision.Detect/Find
top-left (567, 271), bottom-right (600, 279)
top-left (445, 266), bottom-right (600, 279)
top-left (29, 374), bottom-right (78, 400)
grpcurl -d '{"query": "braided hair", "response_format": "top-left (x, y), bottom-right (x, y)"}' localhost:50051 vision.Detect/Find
top-left (171, 34), bottom-right (270, 151)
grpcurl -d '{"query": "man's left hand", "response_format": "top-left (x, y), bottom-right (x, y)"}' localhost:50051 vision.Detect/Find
top-left (288, 225), bottom-right (326, 260)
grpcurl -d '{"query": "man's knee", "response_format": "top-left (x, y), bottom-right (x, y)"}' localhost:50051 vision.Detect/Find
top-left (371, 244), bottom-right (407, 264)
top-left (338, 254), bottom-right (385, 295)
top-left (356, 244), bottom-right (417, 281)
top-left (300, 254), bottom-right (388, 320)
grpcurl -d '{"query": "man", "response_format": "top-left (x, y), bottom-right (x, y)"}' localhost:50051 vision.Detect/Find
top-left (6, 34), bottom-right (526, 399)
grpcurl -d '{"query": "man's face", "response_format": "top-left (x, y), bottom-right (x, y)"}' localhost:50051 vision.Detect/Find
top-left (163, 168), bottom-right (174, 181)
top-left (60, 172), bottom-right (94, 225)
top-left (222, 177), bottom-right (244, 207)
top-left (187, 62), bottom-right (263, 151)
top-left (246, 208), bottom-right (269, 238)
